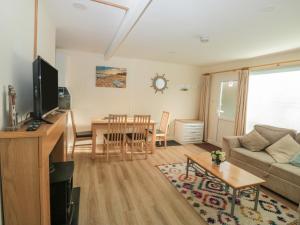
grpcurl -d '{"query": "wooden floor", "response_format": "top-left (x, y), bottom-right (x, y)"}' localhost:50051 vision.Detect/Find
top-left (72, 144), bottom-right (298, 225)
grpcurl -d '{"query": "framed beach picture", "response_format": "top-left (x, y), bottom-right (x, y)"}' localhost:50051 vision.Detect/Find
top-left (96, 66), bottom-right (127, 88)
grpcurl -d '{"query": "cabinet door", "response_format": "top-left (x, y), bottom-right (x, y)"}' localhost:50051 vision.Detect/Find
top-left (0, 138), bottom-right (41, 225)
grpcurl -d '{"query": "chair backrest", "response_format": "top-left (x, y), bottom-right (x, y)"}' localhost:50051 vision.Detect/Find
top-left (132, 115), bottom-right (151, 141)
top-left (107, 114), bottom-right (127, 145)
top-left (70, 111), bottom-right (77, 136)
top-left (159, 111), bottom-right (170, 133)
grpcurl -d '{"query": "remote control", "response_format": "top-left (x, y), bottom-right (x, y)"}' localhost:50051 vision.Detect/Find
top-left (26, 120), bottom-right (42, 131)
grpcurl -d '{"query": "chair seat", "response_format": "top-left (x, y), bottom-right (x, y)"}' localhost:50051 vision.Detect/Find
top-left (104, 133), bottom-right (124, 141)
top-left (76, 130), bottom-right (92, 138)
top-left (126, 133), bottom-right (146, 141)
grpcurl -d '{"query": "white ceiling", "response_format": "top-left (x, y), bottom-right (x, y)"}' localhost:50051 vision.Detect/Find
top-left (47, 0), bottom-right (300, 66)
top-left (48, 0), bottom-right (127, 53)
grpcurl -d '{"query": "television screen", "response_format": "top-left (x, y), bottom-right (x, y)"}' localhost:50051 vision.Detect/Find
top-left (33, 56), bottom-right (58, 119)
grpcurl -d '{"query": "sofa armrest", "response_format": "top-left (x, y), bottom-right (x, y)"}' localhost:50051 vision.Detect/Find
top-left (298, 203), bottom-right (300, 224)
top-left (222, 136), bottom-right (242, 160)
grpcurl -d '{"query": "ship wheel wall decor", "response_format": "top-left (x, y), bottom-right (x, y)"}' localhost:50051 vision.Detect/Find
top-left (151, 73), bottom-right (169, 94)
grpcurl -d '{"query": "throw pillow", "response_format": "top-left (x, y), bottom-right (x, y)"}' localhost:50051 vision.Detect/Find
top-left (239, 130), bottom-right (270, 151)
top-left (266, 134), bottom-right (300, 163)
top-left (289, 152), bottom-right (300, 167)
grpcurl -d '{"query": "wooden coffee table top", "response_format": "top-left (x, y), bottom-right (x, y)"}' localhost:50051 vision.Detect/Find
top-left (185, 152), bottom-right (265, 189)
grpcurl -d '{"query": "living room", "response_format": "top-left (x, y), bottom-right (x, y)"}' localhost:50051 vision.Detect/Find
top-left (1, 0), bottom-right (300, 225)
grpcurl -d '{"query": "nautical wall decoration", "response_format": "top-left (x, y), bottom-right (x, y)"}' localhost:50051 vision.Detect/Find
top-left (151, 73), bottom-right (169, 94)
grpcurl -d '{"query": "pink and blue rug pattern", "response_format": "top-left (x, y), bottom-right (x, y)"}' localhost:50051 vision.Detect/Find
top-left (157, 163), bottom-right (299, 225)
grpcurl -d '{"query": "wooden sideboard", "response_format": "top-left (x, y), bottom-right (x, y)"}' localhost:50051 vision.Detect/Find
top-left (0, 112), bottom-right (68, 225)
top-left (174, 119), bottom-right (204, 144)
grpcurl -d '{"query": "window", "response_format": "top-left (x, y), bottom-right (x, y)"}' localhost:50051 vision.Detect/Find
top-left (218, 81), bottom-right (238, 121)
top-left (246, 66), bottom-right (300, 132)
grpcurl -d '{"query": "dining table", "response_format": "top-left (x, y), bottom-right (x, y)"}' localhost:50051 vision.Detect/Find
top-left (91, 117), bottom-right (157, 159)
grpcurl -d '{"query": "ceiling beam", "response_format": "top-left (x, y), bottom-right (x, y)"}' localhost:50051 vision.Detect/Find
top-left (91, 0), bottom-right (129, 11)
top-left (104, 0), bottom-right (152, 60)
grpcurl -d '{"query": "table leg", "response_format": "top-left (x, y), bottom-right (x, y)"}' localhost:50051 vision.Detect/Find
top-left (231, 188), bottom-right (237, 217)
top-left (254, 185), bottom-right (260, 211)
top-left (225, 184), bottom-right (229, 193)
top-left (151, 123), bottom-right (156, 154)
top-left (185, 158), bottom-right (190, 179)
top-left (92, 125), bottom-right (96, 160)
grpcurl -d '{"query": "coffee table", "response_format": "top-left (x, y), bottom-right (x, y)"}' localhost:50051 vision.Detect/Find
top-left (185, 152), bottom-right (265, 217)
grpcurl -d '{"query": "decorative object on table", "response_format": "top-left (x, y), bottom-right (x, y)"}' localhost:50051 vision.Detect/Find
top-left (211, 150), bottom-right (225, 165)
top-left (96, 66), bottom-right (127, 88)
top-left (6, 85), bottom-right (19, 131)
top-left (157, 163), bottom-right (298, 225)
top-left (151, 73), bottom-right (169, 94)
top-left (58, 87), bottom-right (71, 109)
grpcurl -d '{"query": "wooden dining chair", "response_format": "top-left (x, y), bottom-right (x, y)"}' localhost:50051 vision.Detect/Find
top-left (103, 114), bottom-right (127, 161)
top-left (70, 111), bottom-right (93, 158)
top-left (150, 111), bottom-right (170, 148)
top-left (126, 115), bottom-right (151, 160)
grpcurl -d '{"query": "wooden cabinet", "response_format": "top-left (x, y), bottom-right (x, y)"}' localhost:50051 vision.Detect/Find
top-left (0, 112), bottom-right (68, 225)
top-left (175, 119), bottom-right (204, 144)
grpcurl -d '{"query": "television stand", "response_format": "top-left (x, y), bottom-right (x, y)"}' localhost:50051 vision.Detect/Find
top-left (0, 112), bottom-right (68, 225)
top-left (55, 109), bottom-right (66, 114)
top-left (39, 118), bottom-right (53, 124)
top-left (26, 119), bottom-right (53, 131)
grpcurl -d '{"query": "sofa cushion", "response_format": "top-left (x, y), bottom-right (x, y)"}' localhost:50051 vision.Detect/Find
top-left (239, 130), bottom-right (270, 151)
top-left (269, 163), bottom-right (300, 186)
top-left (255, 124), bottom-right (297, 144)
top-left (231, 147), bottom-right (275, 171)
top-left (266, 134), bottom-right (300, 163)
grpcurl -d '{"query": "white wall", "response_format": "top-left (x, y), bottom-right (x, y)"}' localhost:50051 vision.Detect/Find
top-left (0, 1), bottom-right (35, 130)
top-left (56, 49), bottom-right (202, 140)
top-left (0, 1), bottom-right (56, 224)
top-left (202, 48), bottom-right (300, 73)
top-left (37, 0), bottom-right (56, 66)
top-left (0, 0), bottom-right (56, 130)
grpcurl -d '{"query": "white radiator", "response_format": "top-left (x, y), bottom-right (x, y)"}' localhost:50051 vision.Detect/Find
top-left (175, 120), bottom-right (204, 144)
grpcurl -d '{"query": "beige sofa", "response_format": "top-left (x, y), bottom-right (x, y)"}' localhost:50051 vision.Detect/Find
top-left (223, 124), bottom-right (300, 210)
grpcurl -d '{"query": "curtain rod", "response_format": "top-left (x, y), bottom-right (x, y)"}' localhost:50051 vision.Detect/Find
top-left (203, 59), bottom-right (300, 76)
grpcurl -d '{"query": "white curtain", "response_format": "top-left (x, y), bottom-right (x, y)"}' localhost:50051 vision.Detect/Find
top-left (234, 69), bottom-right (249, 136)
top-left (199, 75), bottom-right (211, 141)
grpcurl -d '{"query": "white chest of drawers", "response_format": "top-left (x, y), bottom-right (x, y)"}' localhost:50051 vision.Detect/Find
top-left (175, 120), bottom-right (204, 144)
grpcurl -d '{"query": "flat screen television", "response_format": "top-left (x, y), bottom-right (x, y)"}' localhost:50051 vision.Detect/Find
top-left (33, 56), bottom-right (58, 120)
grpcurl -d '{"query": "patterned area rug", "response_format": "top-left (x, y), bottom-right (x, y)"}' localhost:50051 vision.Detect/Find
top-left (157, 163), bottom-right (299, 225)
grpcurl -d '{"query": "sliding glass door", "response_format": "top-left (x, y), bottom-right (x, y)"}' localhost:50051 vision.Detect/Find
top-left (247, 66), bottom-right (300, 132)
top-left (208, 73), bottom-right (238, 146)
